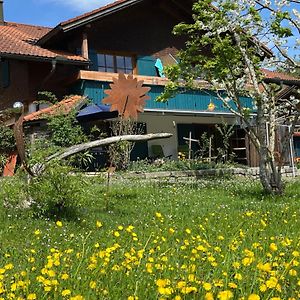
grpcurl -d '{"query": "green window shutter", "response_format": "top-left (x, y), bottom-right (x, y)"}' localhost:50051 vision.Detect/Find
top-left (1, 60), bottom-right (10, 88)
top-left (137, 56), bottom-right (157, 76)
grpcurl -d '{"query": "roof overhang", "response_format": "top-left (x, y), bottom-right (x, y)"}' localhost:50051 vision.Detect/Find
top-left (37, 0), bottom-right (144, 46)
top-left (0, 52), bottom-right (89, 66)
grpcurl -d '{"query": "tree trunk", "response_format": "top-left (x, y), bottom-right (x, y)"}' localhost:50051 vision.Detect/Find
top-left (258, 150), bottom-right (284, 195)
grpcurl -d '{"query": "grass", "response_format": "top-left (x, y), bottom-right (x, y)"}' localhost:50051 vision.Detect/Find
top-left (0, 177), bottom-right (300, 299)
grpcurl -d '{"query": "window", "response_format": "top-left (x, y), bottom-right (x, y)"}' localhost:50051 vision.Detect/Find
top-left (97, 53), bottom-right (134, 74)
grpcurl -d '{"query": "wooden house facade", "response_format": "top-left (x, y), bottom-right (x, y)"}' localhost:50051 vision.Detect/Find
top-left (0, 0), bottom-right (299, 166)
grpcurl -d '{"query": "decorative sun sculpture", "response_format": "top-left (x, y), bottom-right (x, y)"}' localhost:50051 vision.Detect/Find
top-left (102, 73), bottom-right (151, 119)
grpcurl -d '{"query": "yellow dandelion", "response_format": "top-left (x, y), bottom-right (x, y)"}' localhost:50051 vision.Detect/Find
top-left (27, 294), bottom-right (36, 300)
top-left (269, 243), bottom-right (278, 252)
top-left (89, 281), bottom-right (97, 289)
top-left (61, 273), bottom-right (69, 280)
top-left (56, 221), bottom-right (63, 227)
top-left (217, 290), bottom-right (233, 300)
top-left (96, 221), bottom-right (102, 228)
top-left (62, 289), bottom-right (71, 297)
top-left (205, 292), bottom-right (214, 300)
top-left (203, 282), bottom-right (212, 291)
top-left (248, 294), bottom-right (260, 300)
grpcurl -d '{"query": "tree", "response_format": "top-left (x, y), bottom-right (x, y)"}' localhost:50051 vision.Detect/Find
top-left (159, 0), bottom-right (300, 194)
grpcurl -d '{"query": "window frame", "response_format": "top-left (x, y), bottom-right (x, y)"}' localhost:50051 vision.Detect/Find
top-left (96, 51), bottom-right (137, 75)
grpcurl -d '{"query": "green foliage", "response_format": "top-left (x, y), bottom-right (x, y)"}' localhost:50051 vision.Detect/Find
top-left (37, 91), bottom-right (58, 104)
top-left (0, 174), bottom-right (28, 209)
top-left (0, 124), bottom-right (15, 153)
top-left (28, 163), bottom-right (88, 217)
top-left (0, 163), bottom-right (92, 218)
top-left (127, 158), bottom-right (240, 173)
top-left (215, 121), bottom-right (235, 161)
top-left (47, 111), bottom-right (88, 148)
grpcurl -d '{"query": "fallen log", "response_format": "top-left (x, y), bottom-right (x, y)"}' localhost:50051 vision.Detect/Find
top-left (46, 133), bottom-right (173, 162)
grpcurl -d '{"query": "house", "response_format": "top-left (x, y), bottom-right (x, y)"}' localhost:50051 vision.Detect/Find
top-left (0, 0), bottom-right (299, 166)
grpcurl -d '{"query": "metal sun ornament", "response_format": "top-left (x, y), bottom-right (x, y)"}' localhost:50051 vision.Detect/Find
top-left (102, 73), bottom-right (151, 119)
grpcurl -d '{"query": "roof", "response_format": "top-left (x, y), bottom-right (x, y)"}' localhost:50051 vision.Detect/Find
top-left (262, 68), bottom-right (300, 85)
top-left (37, 0), bottom-right (144, 44)
top-left (61, 0), bottom-right (129, 26)
top-left (24, 95), bottom-right (86, 122)
top-left (0, 22), bottom-right (88, 64)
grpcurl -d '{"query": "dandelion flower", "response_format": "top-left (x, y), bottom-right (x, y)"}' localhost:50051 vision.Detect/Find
top-left (56, 221), bottom-right (63, 227)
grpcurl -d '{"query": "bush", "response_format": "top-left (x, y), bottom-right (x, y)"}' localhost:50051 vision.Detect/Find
top-left (0, 163), bottom-right (90, 218)
top-left (28, 163), bottom-right (88, 218)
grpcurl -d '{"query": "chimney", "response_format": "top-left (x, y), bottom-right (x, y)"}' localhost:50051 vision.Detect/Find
top-left (0, 0), bottom-right (4, 25)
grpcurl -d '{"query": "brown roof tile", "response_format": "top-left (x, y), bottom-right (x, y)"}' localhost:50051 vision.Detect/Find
top-left (0, 22), bottom-right (88, 63)
top-left (24, 95), bottom-right (86, 122)
top-left (262, 68), bottom-right (300, 83)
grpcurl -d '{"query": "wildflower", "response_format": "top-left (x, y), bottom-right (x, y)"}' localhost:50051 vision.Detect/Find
top-left (89, 281), bottom-right (97, 289)
top-left (205, 293), bottom-right (214, 300)
top-left (257, 262), bottom-right (272, 272)
top-left (234, 273), bottom-right (242, 280)
top-left (27, 294), bottom-right (37, 300)
top-left (34, 229), bottom-right (40, 235)
top-left (126, 225), bottom-right (134, 232)
top-left (181, 286), bottom-right (197, 294)
top-left (128, 297), bottom-right (138, 300)
top-left (61, 274), bottom-right (69, 280)
top-left (5, 264), bottom-right (13, 270)
top-left (155, 212), bottom-right (162, 218)
top-left (203, 282), bottom-right (212, 291)
top-left (289, 269), bottom-right (297, 276)
top-left (269, 243), bottom-right (278, 252)
top-left (248, 294), bottom-right (260, 300)
top-left (156, 279), bottom-right (170, 287)
top-left (217, 290), bottom-right (233, 300)
top-left (266, 277), bottom-right (278, 289)
top-left (242, 257), bottom-right (254, 266)
top-left (70, 296), bottom-right (84, 300)
top-left (114, 231), bottom-right (120, 237)
top-left (228, 282), bottom-right (237, 289)
top-left (96, 221), bottom-right (102, 228)
top-left (158, 287), bottom-right (173, 295)
top-left (169, 228), bottom-right (175, 234)
top-left (62, 289), bottom-right (71, 297)
top-left (56, 221), bottom-right (63, 227)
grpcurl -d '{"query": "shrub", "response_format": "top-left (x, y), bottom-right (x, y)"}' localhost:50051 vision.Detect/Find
top-left (0, 163), bottom-right (90, 218)
top-left (28, 163), bottom-right (88, 218)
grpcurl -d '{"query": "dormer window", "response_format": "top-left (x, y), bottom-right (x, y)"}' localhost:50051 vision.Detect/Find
top-left (97, 53), bottom-right (135, 74)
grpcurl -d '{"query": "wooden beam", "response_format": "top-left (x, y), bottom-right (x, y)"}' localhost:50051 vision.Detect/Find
top-left (81, 33), bottom-right (89, 60)
top-left (77, 70), bottom-right (170, 86)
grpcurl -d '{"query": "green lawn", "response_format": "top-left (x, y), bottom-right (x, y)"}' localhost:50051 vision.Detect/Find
top-left (0, 177), bottom-right (299, 299)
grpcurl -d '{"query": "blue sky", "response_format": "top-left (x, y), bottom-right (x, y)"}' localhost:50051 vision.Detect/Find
top-left (5, 0), bottom-right (112, 27)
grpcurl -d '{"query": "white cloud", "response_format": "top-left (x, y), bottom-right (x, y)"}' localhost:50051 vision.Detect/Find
top-left (42, 0), bottom-right (113, 12)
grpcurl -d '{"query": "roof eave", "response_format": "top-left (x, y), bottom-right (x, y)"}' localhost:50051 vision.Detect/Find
top-left (0, 52), bottom-right (89, 65)
top-left (36, 25), bottom-right (62, 46)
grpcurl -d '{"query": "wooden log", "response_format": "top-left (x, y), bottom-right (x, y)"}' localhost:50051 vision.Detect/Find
top-left (46, 133), bottom-right (173, 162)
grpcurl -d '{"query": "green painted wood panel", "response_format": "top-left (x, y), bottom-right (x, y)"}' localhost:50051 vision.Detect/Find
top-left (137, 56), bottom-right (157, 76)
top-left (72, 80), bottom-right (254, 113)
